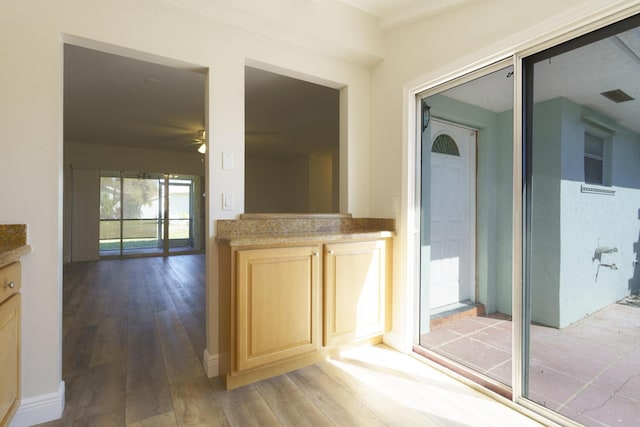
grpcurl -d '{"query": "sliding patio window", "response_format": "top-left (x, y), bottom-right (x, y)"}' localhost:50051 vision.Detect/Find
top-left (99, 171), bottom-right (202, 257)
top-left (523, 14), bottom-right (640, 425)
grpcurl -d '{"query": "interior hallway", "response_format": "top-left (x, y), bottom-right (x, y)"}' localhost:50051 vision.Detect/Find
top-left (40, 255), bottom-right (541, 426)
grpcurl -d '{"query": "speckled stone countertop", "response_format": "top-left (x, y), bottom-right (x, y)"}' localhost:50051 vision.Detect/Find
top-left (0, 224), bottom-right (31, 269)
top-left (216, 214), bottom-right (395, 246)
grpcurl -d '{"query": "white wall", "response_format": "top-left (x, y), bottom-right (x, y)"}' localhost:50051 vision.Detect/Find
top-left (370, 0), bottom-right (640, 351)
top-left (0, 1), bottom-right (373, 423)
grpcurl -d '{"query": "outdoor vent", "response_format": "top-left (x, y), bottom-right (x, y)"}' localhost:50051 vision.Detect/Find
top-left (600, 89), bottom-right (635, 103)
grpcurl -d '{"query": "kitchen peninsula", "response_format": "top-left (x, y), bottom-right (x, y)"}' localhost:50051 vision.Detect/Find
top-left (216, 214), bottom-right (394, 389)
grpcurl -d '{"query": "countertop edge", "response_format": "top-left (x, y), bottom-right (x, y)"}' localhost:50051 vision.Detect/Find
top-left (216, 230), bottom-right (395, 247)
top-left (0, 244), bottom-right (32, 269)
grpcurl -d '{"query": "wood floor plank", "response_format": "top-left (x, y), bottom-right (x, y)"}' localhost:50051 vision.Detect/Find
top-left (170, 376), bottom-right (229, 426)
top-left (127, 411), bottom-right (178, 427)
top-left (126, 353), bottom-right (175, 424)
top-left (74, 361), bottom-right (127, 426)
top-left (90, 317), bottom-right (128, 367)
top-left (155, 310), bottom-right (205, 384)
top-left (211, 379), bottom-right (279, 427)
top-left (317, 359), bottom-right (444, 426)
top-left (254, 374), bottom-right (332, 426)
top-left (288, 365), bottom-right (385, 426)
top-left (62, 325), bottom-right (98, 378)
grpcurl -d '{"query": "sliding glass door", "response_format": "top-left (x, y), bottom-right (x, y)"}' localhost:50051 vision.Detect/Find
top-left (417, 63), bottom-right (515, 394)
top-left (99, 171), bottom-right (202, 257)
top-left (415, 11), bottom-right (640, 427)
top-left (522, 15), bottom-right (640, 425)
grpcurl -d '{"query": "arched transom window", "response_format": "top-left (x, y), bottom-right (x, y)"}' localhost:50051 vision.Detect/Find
top-left (432, 134), bottom-right (460, 156)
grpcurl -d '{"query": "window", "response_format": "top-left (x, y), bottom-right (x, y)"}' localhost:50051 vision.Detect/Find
top-left (99, 171), bottom-right (203, 257)
top-left (584, 132), bottom-right (604, 185)
top-left (431, 134), bottom-right (460, 156)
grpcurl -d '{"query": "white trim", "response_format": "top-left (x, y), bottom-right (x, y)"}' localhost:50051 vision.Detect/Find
top-left (9, 381), bottom-right (65, 427)
top-left (203, 349), bottom-right (220, 377)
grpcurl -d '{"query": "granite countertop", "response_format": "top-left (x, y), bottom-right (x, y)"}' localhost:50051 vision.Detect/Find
top-left (216, 214), bottom-right (395, 247)
top-left (0, 224), bottom-right (31, 269)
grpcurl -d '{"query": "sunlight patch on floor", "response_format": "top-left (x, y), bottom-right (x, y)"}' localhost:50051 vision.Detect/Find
top-left (328, 345), bottom-right (542, 426)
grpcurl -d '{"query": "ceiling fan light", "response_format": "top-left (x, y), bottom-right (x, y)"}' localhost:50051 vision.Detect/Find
top-left (197, 143), bottom-right (207, 154)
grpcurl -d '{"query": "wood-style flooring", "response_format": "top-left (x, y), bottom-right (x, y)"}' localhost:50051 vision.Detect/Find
top-left (39, 254), bottom-right (541, 427)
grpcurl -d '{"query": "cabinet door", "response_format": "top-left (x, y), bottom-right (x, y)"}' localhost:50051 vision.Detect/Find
top-left (236, 245), bottom-right (320, 372)
top-left (0, 294), bottom-right (20, 427)
top-left (324, 240), bottom-right (389, 347)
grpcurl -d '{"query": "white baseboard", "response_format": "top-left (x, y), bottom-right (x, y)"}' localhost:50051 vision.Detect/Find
top-left (10, 381), bottom-right (65, 427)
top-left (203, 349), bottom-right (220, 377)
top-left (383, 331), bottom-right (411, 353)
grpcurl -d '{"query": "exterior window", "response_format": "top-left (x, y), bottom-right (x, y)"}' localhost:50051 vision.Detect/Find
top-left (584, 132), bottom-right (604, 185)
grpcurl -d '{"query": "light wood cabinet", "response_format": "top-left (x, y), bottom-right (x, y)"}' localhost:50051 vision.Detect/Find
top-left (0, 262), bottom-right (21, 427)
top-left (324, 240), bottom-right (390, 347)
top-left (218, 237), bottom-right (392, 389)
top-left (235, 245), bottom-right (321, 371)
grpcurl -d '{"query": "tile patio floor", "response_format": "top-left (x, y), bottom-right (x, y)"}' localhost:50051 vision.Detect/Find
top-left (420, 302), bottom-right (640, 426)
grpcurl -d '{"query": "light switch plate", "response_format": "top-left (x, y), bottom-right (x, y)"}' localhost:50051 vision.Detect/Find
top-left (222, 192), bottom-right (233, 210)
top-left (222, 152), bottom-right (234, 170)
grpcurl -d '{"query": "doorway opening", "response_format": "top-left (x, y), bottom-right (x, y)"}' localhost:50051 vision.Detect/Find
top-left (64, 44), bottom-right (206, 262)
top-left (61, 42), bottom-right (209, 424)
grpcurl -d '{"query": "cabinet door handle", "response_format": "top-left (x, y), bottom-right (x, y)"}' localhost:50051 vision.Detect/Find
top-left (328, 250), bottom-right (334, 255)
top-left (313, 252), bottom-right (319, 257)
top-left (4, 281), bottom-right (15, 289)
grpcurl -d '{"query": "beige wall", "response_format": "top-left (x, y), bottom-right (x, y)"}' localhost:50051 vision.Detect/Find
top-left (0, 1), bottom-right (372, 422)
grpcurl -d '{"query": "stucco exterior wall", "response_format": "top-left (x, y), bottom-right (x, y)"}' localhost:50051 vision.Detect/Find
top-left (530, 97), bottom-right (640, 328)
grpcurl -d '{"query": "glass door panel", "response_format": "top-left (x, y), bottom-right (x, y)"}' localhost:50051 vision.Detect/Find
top-left (168, 177), bottom-right (194, 252)
top-left (99, 171), bottom-right (202, 257)
top-left (99, 173), bottom-right (122, 255)
top-left (418, 65), bottom-right (514, 389)
top-left (122, 174), bottom-right (163, 255)
top-left (524, 16), bottom-right (640, 424)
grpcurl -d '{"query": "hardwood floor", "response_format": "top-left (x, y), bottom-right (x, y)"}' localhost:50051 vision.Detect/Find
top-left (39, 255), bottom-right (542, 427)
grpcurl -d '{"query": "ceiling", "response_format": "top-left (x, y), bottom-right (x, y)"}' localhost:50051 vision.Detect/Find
top-left (63, 1), bottom-right (488, 156)
top-left (65, 10), bottom-right (640, 158)
top-left (440, 27), bottom-right (640, 135)
top-left (64, 46), bottom-right (338, 158)
top-left (64, 45), bottom-right (206, 153)
top-left (339, 0), bottom-right (480, 29)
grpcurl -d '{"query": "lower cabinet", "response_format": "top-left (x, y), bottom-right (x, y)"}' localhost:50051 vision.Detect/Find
top-left (0, 262), bottom-right (21, 427)
top-left (235, 245), bottom-right (320, 371)
top-left (219, 237), bottom-right (392, 389)
top-left (324, 239), bottom-right (390, 347)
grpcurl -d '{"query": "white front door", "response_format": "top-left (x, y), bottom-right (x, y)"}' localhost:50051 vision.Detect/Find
top-left (429, 119), bottom-right (476, 309)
